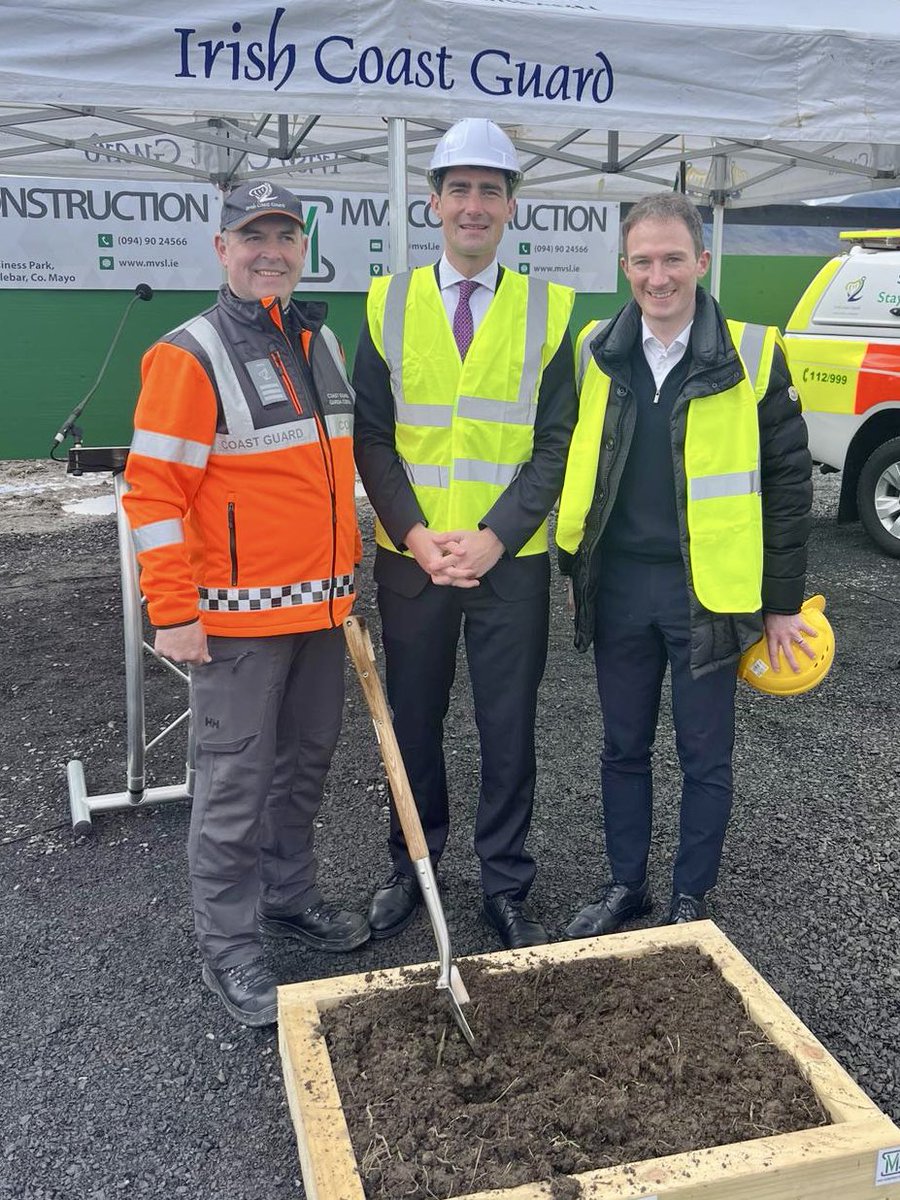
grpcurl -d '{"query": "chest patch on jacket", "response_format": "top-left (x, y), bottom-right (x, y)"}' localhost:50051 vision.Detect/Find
top-left (246, 358), bottom-right (290, 408)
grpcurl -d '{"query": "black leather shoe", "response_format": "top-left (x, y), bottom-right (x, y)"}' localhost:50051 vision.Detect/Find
top-left (483, 894), bottom-right (549, 949)
top-left (201, 957), bottom-right (278, 1027)
top-left (367, 872), bottom-right (422, 939)
top-left (667, 892), bottom-right (708, 924)
top-left (258, 902), bottom-right (370, 952)
top-left (565, 880), bottom-right (653, 939)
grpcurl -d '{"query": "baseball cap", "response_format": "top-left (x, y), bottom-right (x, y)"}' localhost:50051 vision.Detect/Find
top-left (220, 181), bottom-right (304, 232)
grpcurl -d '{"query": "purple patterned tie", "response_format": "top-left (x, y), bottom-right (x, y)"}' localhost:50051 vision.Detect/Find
top-left (453, 279), bottom-right (479, 359)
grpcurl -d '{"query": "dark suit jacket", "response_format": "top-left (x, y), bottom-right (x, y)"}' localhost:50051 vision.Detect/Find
top-left (352, 264), bottom-right (577, 600)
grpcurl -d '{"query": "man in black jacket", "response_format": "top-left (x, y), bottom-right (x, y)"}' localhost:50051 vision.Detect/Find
top-left (556, 193), bottom-right (815, 937)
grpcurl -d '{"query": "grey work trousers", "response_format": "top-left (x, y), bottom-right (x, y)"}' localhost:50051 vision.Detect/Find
top-left (187, 627), bottom-right (344, 968)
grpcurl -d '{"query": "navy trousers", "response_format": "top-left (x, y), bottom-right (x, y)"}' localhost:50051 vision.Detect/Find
top-left (592, 556), bottom-right (738, 896)
top-left (377, 576), bottom-right (549, 899)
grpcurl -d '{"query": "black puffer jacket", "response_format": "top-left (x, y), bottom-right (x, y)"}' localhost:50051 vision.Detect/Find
top-left (559, 288), bottom-right (813, 677)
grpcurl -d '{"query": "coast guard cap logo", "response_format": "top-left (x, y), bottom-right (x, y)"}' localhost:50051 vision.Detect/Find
top-left (221, 180), bottom-right (305, 232)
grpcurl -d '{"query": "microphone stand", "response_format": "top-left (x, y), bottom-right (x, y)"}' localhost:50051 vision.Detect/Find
top-left (54, 284), bottom-right (194, 833)
top-left (50, 284), bottom-right (154, 460)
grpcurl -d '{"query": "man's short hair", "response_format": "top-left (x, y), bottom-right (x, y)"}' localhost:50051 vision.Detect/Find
top-left (621, 194), bottom-right (705, 257)
top-left (429, 167), bottom-right (518, 201)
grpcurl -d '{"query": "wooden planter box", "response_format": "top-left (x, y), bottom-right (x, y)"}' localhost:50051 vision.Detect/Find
top-left (278, 921), bottom-right (900, 1199)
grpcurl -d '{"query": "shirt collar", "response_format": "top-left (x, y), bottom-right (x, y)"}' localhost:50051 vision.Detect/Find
top-left (439, 254), bottom-right (499, 294)
top-left (641, 316), bottom-right (693, 354)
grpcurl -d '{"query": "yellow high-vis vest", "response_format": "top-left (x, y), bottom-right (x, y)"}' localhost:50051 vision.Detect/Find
top-left (367, 266), bottom-right (574, 557)
top-left (557, 318), bottom-right (784, 613)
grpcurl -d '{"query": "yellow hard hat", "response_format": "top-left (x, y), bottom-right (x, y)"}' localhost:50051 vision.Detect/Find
top-left (738, 595), bottom-right (835, 696)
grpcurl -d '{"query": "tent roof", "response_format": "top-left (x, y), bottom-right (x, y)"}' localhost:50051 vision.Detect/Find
top-left (0, 2), bottom-right (897, 206)
top-left (1, 1), bottom-right (899, 139)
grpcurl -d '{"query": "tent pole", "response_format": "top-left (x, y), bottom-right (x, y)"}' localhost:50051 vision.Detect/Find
top-left (388, 118), bottom-right (409, 274)
top-left (709, 154), bottom-right (727, 300)
top-left (710, 201), bottom-right (725, 299)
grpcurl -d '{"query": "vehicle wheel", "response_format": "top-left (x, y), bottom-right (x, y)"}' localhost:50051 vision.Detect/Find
top-left (856, 436), bottom-right (900, 557)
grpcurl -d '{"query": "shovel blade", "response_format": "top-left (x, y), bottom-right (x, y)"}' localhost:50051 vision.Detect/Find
top-left (438, 981), bottom-right (476, 1048)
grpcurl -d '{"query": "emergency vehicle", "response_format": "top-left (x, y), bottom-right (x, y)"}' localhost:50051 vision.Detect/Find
top-left (784, 230), bottom-right (900, 557)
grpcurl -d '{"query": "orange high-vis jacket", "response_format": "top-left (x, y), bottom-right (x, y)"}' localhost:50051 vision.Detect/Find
top-left (123, 289), bottom-right (360, 637)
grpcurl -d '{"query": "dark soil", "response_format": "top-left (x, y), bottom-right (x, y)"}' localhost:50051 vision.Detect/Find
top-left (322, 947), bottom-right (827, 1199)
top-left (1, 467), bottom-right (899, 1200)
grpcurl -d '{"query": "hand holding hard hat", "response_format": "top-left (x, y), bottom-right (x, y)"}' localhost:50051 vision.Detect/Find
top-left (739, 595), bottom-right (835, 696)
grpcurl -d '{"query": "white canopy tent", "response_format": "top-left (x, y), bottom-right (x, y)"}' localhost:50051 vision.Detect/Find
top-left (1, 0), bottom-right (898, 289)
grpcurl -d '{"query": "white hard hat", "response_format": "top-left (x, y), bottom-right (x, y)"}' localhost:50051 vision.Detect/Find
top-left (429, 119), bottom-right (521, 187)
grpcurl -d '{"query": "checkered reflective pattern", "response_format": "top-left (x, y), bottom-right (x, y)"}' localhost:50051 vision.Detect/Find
top-left (199, 574), bottom-right (354, 612)
top-left (453, 279), bottom-right (479, 359)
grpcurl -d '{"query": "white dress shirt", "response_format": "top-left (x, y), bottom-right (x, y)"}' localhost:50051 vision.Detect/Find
top-left (641, 317), bottom-right (692, 401)
top-left (438, 255), bottom-right (498, 333)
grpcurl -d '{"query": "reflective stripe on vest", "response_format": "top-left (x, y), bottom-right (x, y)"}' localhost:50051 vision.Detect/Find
top-left (557, 318), bottom-right (777, 613)
top-left (183, 315), bottom-right (353, 458)
top-left (368, 266), bottom-right (574, 557)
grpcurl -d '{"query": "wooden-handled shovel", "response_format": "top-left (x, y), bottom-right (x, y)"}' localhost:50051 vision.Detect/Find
top-left (343, 615), bottom-right (476, 1049)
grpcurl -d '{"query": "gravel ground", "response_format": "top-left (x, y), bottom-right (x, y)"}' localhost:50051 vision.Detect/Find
top-left (1, 461), bottom-right (898, 1200)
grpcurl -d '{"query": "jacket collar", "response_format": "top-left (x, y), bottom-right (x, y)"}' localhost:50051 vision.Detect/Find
top-left (592, 287), bottom-right (742, 390)
top-left (217, 285), bottom-right (328, 336)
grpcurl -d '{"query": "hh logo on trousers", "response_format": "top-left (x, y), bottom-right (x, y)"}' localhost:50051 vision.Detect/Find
top-left (205, 716), bottom-right (220, 729)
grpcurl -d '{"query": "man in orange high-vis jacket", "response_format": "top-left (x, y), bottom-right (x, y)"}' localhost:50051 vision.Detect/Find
top-left (123, 181), bottom-right (369, 1027)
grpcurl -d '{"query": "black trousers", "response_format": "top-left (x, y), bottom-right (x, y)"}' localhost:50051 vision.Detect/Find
top-left (592, 556), bottom-right (738, 896)
top-left (377, 576), bottom-right (549, 899)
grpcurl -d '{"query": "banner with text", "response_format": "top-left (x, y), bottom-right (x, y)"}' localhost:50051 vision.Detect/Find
top-left (0, 176), bottom-right (619, 294)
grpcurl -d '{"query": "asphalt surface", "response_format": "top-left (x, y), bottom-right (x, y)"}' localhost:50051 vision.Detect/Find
top-left (1, 472), bottom-right (898, 1200)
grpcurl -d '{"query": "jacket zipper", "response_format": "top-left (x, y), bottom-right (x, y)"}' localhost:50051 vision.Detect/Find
top-left (272, 325), bottom-right (340, 626)
top-left (227, 500), bottom-right (238, 586)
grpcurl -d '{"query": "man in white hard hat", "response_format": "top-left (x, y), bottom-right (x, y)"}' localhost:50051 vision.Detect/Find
top-left (353, 118), bottom-right (578, 949)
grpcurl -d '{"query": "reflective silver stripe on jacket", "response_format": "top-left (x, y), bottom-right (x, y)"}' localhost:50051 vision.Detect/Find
top-left (454, 460), bottom-right (520, 487)
top-left (132, 517), bottom-right (185, 553)
top-left (198, 572), bottom-right (354, 612)
top-left (402, 462), bottom-right (451, 489)
top-left (395, 401), bottom-right (453, 427)
top-left (578, 320), bottom-right (608, 387)
top-left (187, 315), bottom-right (257, 438)
top-left (325, 412), bottom-right (354, 439)
top-left (318, 325), bottom-right (354, 394)
top-left (735, 322), bottom-right (767, 393)
top-left (382, 272), bottom-right (415, 418)
top-left (457, 396), bottom-right (536, 425)
top-left (212, 418), bottom-right (319, 456)
top-left (518, 278), bottom-right (549, 404)
top-left (130, 429), bottom-right (209, 469)
top-left (690, 469), bottom-right (762, 501)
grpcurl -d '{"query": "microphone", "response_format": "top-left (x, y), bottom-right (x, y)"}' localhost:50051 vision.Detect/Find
top-left (51, 284), bottom-right (154, 451)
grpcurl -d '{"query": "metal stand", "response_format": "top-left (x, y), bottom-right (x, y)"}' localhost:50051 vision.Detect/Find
top-left (65, 447), bottom-right (194, 834)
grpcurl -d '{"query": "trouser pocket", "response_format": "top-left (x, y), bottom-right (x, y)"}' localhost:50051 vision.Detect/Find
top-left (192, 648), bottom-right (264, 753)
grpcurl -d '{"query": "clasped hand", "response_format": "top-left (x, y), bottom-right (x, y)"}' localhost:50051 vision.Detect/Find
top-left (405, 524), bottom-right (504, 587)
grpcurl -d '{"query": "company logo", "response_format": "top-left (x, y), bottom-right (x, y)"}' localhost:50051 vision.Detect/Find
top-left (876, 1146), bottom-right (900, 1184)
top-left (845, 275), bottom-right (866, 302)
top-left (300, 198), bottom-right (335, 283)
top-left (249, 182), bottom-right (276, 204)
